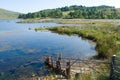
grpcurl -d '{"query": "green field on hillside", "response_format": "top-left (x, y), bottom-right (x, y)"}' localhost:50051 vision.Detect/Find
top-left (0, 8), bottom-right (20, 19)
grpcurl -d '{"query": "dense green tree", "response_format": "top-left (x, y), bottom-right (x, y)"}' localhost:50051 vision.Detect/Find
top-left (60, 6), bottom-right (69, 11)
top-left (18, 5), bottom-right (120, 19)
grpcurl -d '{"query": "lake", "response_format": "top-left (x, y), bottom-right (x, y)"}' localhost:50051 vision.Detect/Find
top-left (0, 20), bottom-right (96, 79)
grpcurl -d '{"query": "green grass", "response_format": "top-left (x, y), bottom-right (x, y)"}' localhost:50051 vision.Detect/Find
top-left (0, 8), bottom-right (20, 19)
top-left (71, 72), bottom-right (109, 80)
top-left (62, 10), bottom-right (74, 18)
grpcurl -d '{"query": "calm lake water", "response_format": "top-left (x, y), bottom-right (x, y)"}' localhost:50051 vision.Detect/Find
top-left (0, 20), bottom-right (96, 77)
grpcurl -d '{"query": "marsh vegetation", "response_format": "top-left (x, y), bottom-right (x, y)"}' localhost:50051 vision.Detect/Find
top-left (36, 19), bottom-right (120, 59)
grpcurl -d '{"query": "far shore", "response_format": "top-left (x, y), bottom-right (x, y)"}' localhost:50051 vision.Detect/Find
top-left (17, 18), bottom-right (120, 25)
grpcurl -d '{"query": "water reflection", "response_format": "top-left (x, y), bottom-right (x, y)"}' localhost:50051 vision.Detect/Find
top-left (0, 20), bottom-right (97, 79)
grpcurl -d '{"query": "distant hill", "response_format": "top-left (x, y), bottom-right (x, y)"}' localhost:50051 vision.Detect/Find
top-left (18, 5), bottom-right (120, 19)
top-left (0, 8), bottom-right (20, 19)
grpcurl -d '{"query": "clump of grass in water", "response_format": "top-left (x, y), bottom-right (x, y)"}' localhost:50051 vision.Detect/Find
top-left (46, 23), bottom-right (120, 59)
top-left (34, 21), bottom-right (120, 59)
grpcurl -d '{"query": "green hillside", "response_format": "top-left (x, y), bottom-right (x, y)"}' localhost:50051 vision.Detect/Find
top-left (0, 8), bottom-right (20, 19)
top-left (19, 5), bottom-right (120, 19)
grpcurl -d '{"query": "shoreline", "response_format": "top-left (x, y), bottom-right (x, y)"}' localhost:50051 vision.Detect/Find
top-left (17, 19), bottom-right (120, 25)
top-left (34, 19), bottom-right (120, 59)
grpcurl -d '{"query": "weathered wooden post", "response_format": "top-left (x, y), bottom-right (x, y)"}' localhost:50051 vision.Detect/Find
top-left (44, 56), bottom-right (52, 69)
top-left (55, 54), bottom-right (62, 74)
top-left (56, 53), bottom-right (62, 72)
top-left (58, 53), bottom-right (62, 61)
top-left (56, 60), bottom-right (61, 69)
top-left (51, 56), bottom-right (54, 69)
top-left (110, 55), bottom-right (116, 80)
top-left (44, 57), bottom-right (49, 66)
top-left (66, 60), bottom-right (70, 79)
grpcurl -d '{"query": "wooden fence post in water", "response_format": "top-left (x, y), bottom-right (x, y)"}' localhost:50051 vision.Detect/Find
top-left (56, 59), bottom-right (61, 74)
top-left (44, 57), bottom-right (50, 68)
top-left (66, 60), bottom-right (70, 79)
top-left (44, 56), bottom-right (53, 69)
top-left (110, 55), bottom-right (116, 80)
top-left (51, 56), bottom-right (53, 68)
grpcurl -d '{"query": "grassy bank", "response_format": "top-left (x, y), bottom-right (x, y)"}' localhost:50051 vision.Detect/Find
top-left (35, 21), bottom-right (120, 59)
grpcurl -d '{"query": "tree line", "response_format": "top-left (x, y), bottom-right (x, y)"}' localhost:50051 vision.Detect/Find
top-left (18, 5), bottom-right (120, 19)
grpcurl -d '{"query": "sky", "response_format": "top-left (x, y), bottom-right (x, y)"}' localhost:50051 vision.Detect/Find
top-left (0, 0), bottom-right (120, 13)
